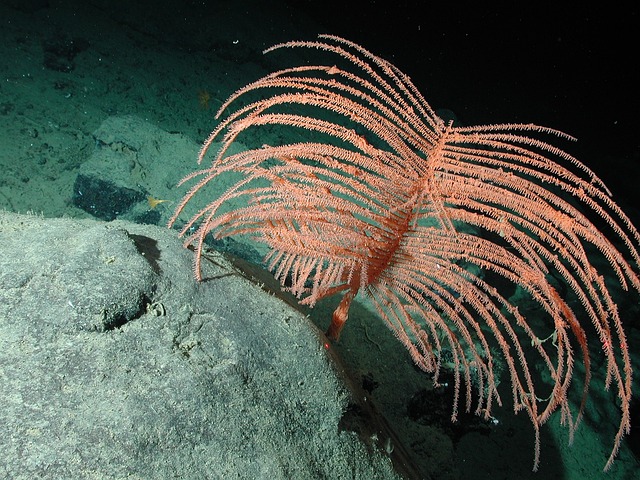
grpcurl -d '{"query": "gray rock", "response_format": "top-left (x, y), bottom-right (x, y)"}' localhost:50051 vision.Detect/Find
top-left (0, 211), bottom-right (402, 480)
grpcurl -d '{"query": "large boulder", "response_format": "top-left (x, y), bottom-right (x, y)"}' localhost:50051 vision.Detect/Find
top-left (0, 211), bottom-right (402, 479)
